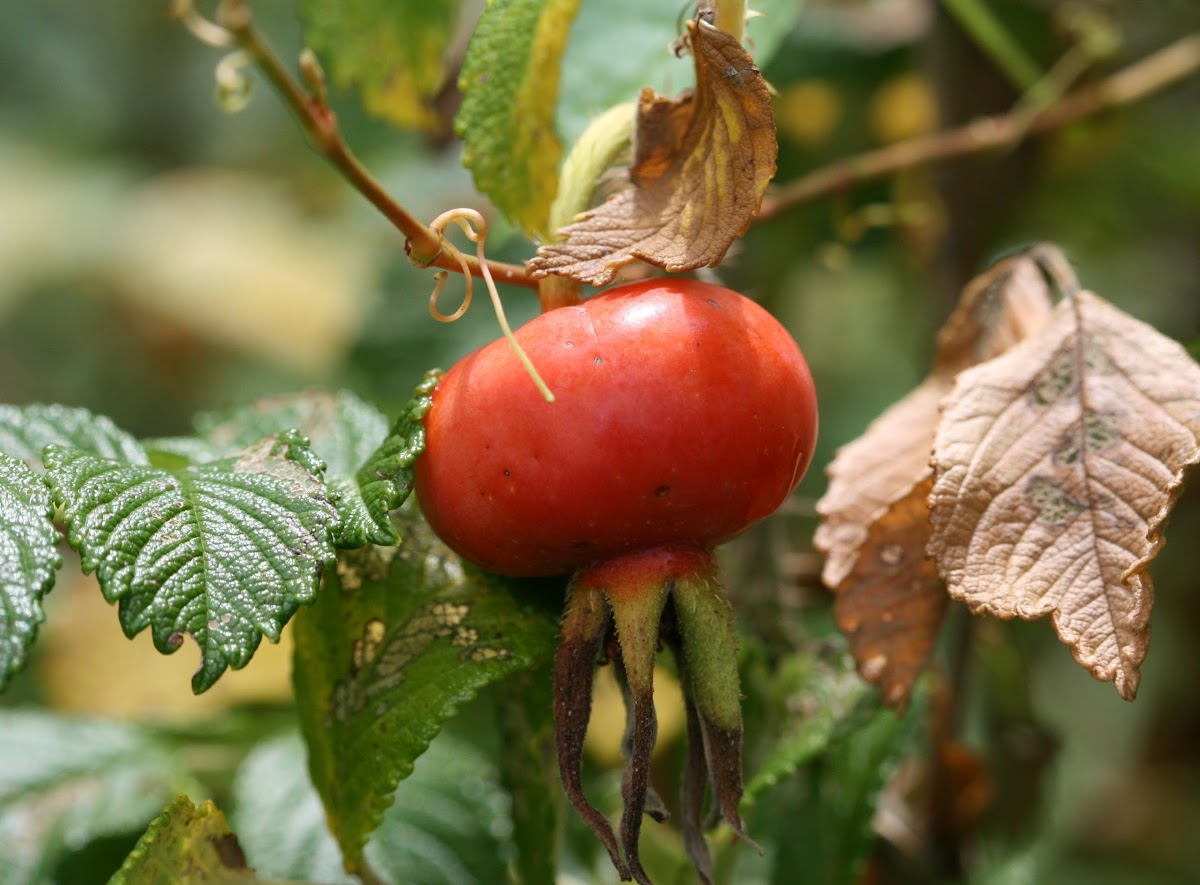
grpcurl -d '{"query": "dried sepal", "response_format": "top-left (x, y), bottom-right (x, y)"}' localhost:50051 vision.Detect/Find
top-left (554, 581), bottom-right (624, 876)
top-left (528, 17), bottom-right (776, 286)
top-left (553, 547), bottom-right (752, 884)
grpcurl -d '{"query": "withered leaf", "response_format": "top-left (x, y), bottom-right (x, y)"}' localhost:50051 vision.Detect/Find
top-left (816, 249), bottom-right (1057, 708)
top-left (832, 477), bottom-right (946, 711)
top-left (816, 379), bottom-right (948, 591)
top-left (929, 290), bottom-right (1200, 700)
top-left (527, 17), bottom-right (776, 286)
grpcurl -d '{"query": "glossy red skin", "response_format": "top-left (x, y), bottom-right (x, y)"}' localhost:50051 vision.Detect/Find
top-left (414, 279), bottom-right (818, 577)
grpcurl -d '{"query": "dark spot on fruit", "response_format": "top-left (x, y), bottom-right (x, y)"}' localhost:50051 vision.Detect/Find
top-left (654, 484), bottom-right (671, 497)
top-left (565, 341), bottom-right (574, 348)
top-left (594, 356), bottom-right (602, 364)
top-left (504, 469), bottom-right (511, 477)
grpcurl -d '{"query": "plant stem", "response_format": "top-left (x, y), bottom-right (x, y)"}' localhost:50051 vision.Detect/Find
top-left (216, 0), bottom-right (538, 290)
top-left (715, 0), bottom-right (746, 45)
top-left (757, 32), bottom-right (1200, 221)
top-left (354, 859), bottom-right (388, 885)
top-left (940, 0), bottom-right (1043, 91)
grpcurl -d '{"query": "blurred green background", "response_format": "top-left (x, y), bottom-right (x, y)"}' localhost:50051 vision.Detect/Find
top-left (2, 1), bottom-right (1200, 883)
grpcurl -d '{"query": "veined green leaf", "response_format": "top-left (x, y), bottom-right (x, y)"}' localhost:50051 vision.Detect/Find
top-left (495, 667), bottom-right (560, 885)
top-left (231, 732), bottom-right (353, 884)
top-left (356, 370), bottom-right (439, 546)
top-left (739, 641), bottom-right (919, 885)
top-left (300, 0), bottom-right (465, 132)
top-left (0, 454), bottom-right (60, 691)
top-left (456, 0), bottom-right (581, 237)
top-left (192, 389), bottom-right (389, 549)
top-left (45, 431), bottom-right (339, 693)
top-left (744, 647), bottom-right (877, 804)
top-left (0, 711), bottom-right (181, 885)
top-left (0, 404), bottom-right (145, 469)
top-left (292, 513), bottom-right (561, 872)
top-left (233, 730), bottom-right (514, 885)
top-left (762, 705), bottom-right (911, 885)
top-left (110, 796), bottom-right (258, 885)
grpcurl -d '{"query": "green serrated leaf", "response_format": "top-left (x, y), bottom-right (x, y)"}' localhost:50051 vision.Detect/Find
top-left (231, 732), bottom-right (354, 884)
top-left (301, 0), bottom-right (462, 132)
top-left (456, 0), bottom-right (580, 237)
top-left (765, 706), bottom-right (910, 885)
top-left (193, 389), bottom-right (389, 549)
top-left (233, 730), bottom-right (514, 885)
top-left (496, 667), bottom-right (561, 885)
top-left (109, 796), bottom-right (257, 885)
top-left (292, 512), bottom-right (561, 871)
top-left (0, 711), bottom-right (182, 885)
top-left (738, 646), bottom-right (919, 885)
top-left (363, 731), bottom-right (514, 885)
top-left (744, 647), bottom-right (876, 804)
top-left (0, 403), bottom-right (146, 468)
top-left (556, 0), bottom-right (801, 144)
top-left (0, 453), bottom-right (61, 691)
top-left (45, 430), bottom-right (339, 693)
top-left (356, 370), bottom-right (440, 546)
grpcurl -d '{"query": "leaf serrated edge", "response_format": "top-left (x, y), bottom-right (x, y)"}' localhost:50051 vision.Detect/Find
top-left (0, 453), bottom-right (62, 690)
top-left (45, 436), bottom-right (339, 694)
top-left (356, 370), bottom-right (441, 546)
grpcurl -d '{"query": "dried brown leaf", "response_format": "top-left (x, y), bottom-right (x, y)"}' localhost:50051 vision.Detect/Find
top-left (527, 18), bottom-right (776, 286)
top-left (929, 290), bottom-right (1200, 700)
top-left (833, 477), bottom-right (946, 711)
top-left (816, 248), bottom-right (1057, 707)
top-left (816, 379), bottom-right (949, 589)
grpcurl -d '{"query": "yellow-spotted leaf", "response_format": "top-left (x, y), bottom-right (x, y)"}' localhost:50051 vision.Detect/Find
top-left (929, 290), bottom-right (1200, 700)
top-left (528, 17), bottom-right (777, 286)
top-left (300, 0), bottom-right (464, 133)
top-left (456, 0), bottom-right (581, 238)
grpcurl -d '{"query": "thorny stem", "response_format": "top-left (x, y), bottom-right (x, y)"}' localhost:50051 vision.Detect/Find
top-left (757, 32), bottom-right (1200, 221)
top-left (187, 0), bottom-right (538, 290)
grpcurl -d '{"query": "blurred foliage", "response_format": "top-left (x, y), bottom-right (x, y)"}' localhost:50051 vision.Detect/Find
top-left (2, 0), bottom-right (1200, 883)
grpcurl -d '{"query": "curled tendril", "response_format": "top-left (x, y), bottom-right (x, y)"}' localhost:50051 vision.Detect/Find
top-left (427, 209), bottom-right (555, 403)
top-left (429, 258), bottom-right (473, 323)
top-left (169, 0), bottom-right (236, 48)
top-left (215, 49), bottom-right (254, 112)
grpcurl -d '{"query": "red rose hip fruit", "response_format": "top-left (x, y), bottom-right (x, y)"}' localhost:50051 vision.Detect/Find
top-left (414, 278), bottom-right (817, 576)
top-left (413, 278), bottom-right (818, 884)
